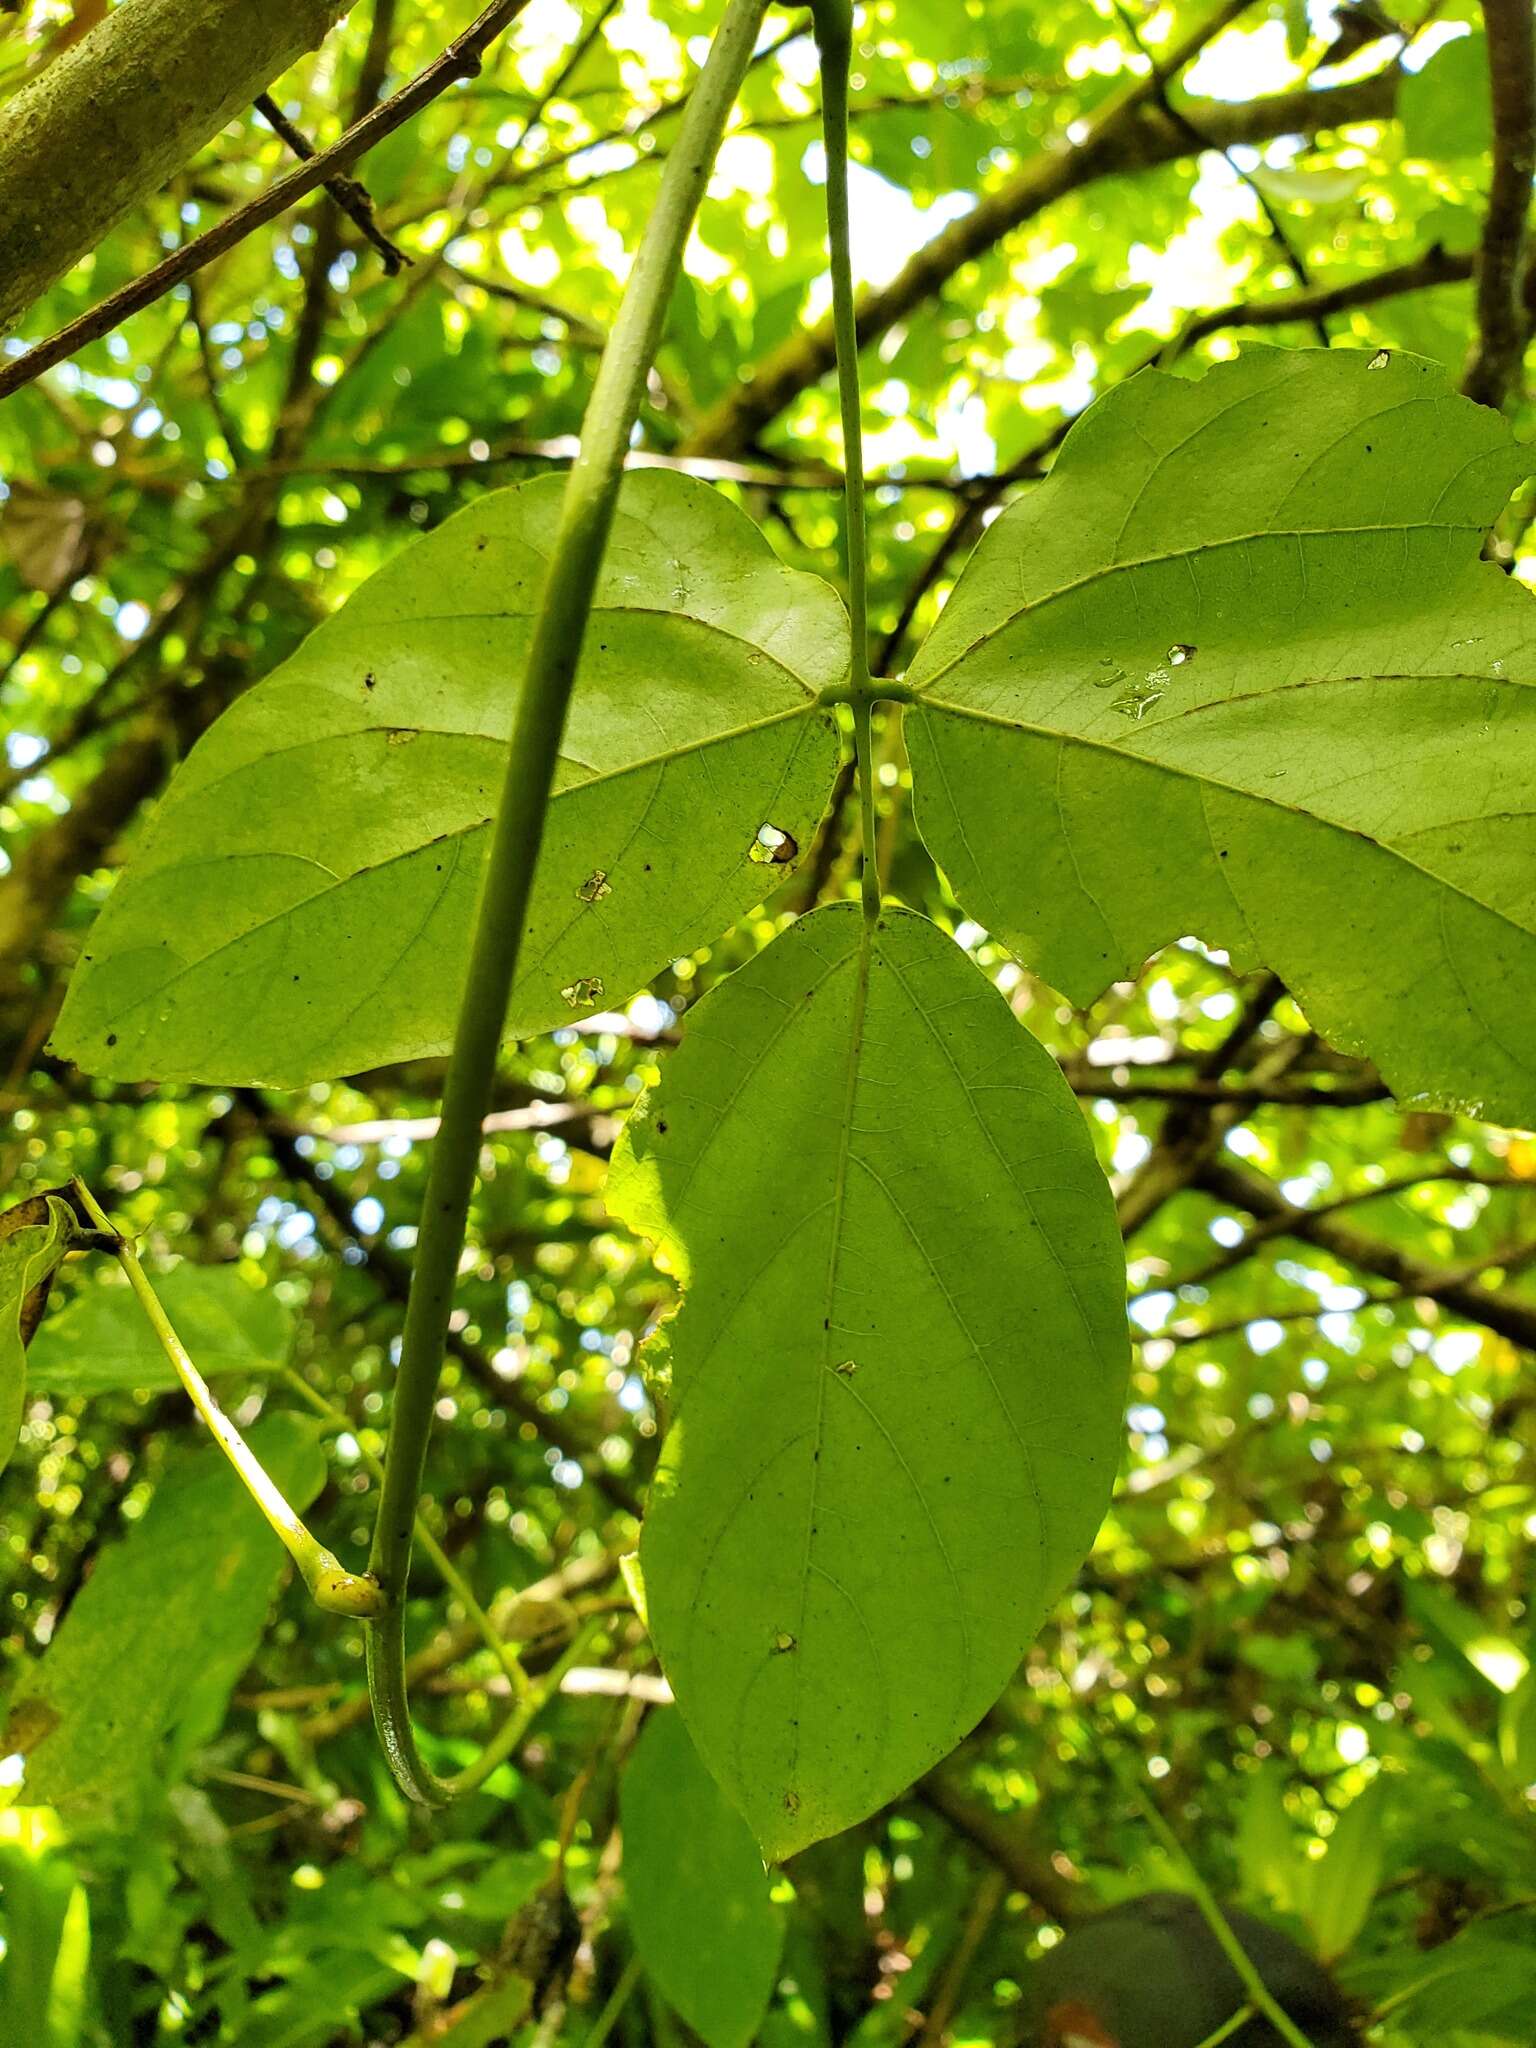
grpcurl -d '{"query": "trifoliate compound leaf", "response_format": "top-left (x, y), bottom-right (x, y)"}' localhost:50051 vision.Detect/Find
top-left (621, 1710), bottom-right (783, 2048)
top-left (52, 470), bottom-right (843, 1085)
top-left (25, 1261), bottom-right (293, 1395)
top-left (0, 1414), bottom-right (324, 1830)
top-left (906, 347), bottom-right (1536, 1126)
top-left (0, 1188), bottom-right (81, 1474)
top-left (609, 905), bottom-right (1127, 1858)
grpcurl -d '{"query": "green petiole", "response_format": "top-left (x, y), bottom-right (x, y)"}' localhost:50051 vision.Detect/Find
top-left (70, 1179), bottom-right (384, 1620)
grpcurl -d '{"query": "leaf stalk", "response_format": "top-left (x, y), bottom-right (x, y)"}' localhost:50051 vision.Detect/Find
top-left (69, 1180), bottom-right (383, 1619)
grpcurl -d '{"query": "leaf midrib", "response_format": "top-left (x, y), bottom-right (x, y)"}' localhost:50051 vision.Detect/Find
top-left (910, 520), bottom-right (1493, 695)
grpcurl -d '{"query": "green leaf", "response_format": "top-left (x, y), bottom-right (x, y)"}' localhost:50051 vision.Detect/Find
top-left (52, 470), bottom-right (843, 1086)
top-left (610, 905), bottom-right (1127, 1857)
top-left (25, 1262), bottom-right (293, 1396)
top-left (906, 348), bottom-right (1536, 1125)
top-left (1301, 1779), bottom-right (1388, 1960)
top-left (1401, 33), bottom-right (1492, 163)
top-left (0, 1830), bottom-right (91, 2048)
top-left (0, 1414), bottom-right (324, 1831)
top-left (1, 1189), bottom-right (81, 1475)
top-left (621, 1709), bottom-right (783, 2048)
top-left (1236, 1766), bottom-right (1300, 1914)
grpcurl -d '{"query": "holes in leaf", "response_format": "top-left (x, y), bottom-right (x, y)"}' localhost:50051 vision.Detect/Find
top-left (578, 869), bottom-right (612, 903)
top-left (386, 728), bottom-right (418, 747)
top-left (1167, 643), bottom-right (1196, 665)
top-left (749, 822), bottom-right (798, 866)
top-left (1368, 349), bottom-right (1391, 370)
top-left (561, 976), bottom-right (605, 1010)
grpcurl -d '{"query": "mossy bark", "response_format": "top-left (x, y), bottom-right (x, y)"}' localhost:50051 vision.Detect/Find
top-left (0, 0), bottom-right (348, 336)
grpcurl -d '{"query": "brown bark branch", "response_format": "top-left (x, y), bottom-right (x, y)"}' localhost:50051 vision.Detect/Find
top-left (683, 47), bottom-right (1401, 456)
top-left (252, 91), bottom-right (408, 274)
top-left (1463, 0), bottom-right (1536, 408)
top-left (1197, 1156), bottom-right (1536, 1351)
top-left (916, 1768), bottom-right (1085, 1924)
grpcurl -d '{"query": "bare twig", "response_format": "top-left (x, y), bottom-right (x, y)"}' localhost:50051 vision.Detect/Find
top-left (253, 90), bottom-right (408, 273)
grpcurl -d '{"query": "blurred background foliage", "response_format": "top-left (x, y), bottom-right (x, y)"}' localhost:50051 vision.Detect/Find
top-left (1, 0), bottom-right (1535, 2042)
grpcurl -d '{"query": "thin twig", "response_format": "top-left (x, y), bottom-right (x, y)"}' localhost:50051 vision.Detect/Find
top-left (0, 0), bottom-right (534, 403)
top-left (253, 92), bottom-right (408, 273)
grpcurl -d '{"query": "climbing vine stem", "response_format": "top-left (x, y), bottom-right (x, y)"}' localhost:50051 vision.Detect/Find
top-left (363, 0), bottom-right (774, 1806)
top-left (812, 2), bottom-right (880, 917)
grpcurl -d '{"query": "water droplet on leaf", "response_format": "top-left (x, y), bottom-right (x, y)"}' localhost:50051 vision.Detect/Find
top-left (1112, 679), bottom-right (1166, 720)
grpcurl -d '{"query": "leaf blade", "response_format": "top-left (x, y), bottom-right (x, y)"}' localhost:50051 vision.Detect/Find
top-left (621, 1709), bottom-right (783, 2048)
top-left (26, 1262), bottom-right (294, 1396)
top-left (52, 471), bottom-right (843, 1086)
top-left (610, 905), bottom-right (1127, 1857)
top-left (907, 347), bottom-right (1536, 1124)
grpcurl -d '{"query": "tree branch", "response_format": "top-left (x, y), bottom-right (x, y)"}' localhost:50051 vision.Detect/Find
top-left (1463, 0), bottom-right (1536, 408)
top-left (683, 46), bottom-right (1401, 455)
top-left (1197, 1156), bottom-right (1536, 1351)
top-left (0, 0), bottom-right (533, 402)
top-left (0, 0), bottom-right (350, 336)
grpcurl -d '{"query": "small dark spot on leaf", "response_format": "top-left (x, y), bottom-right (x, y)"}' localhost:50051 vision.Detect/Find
top-left (105, 1032), bottom-right (117, 1047)
top-left (656, 1119), bottom-right (668, 1134)
top-left (363, 671), bottom-right (376, 690)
